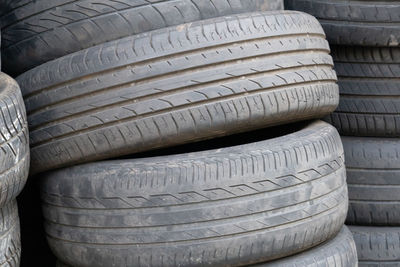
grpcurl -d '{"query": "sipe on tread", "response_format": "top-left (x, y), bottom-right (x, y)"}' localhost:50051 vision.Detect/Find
top-left (284, 0), bottom-right (400, 46)
top-left (349, 225), bottom-right (400, 266)
top-left (17, 11), bottom-right (339, 173)
top-left (0, 0), bottom-right (284, 75)
top-left (343, 136), bottom-right (400, 225)
top-left (40, 120), bottom-right (348, 267)
top-left (0, 73), bottom-right (29, 207)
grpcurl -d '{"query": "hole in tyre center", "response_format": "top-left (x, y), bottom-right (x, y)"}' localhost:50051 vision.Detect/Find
top-left (116, 120), bottom-right (311, 160)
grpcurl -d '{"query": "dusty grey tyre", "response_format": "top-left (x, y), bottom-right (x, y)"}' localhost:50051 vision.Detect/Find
top-left (343, 136), bottom-right (400, 225)
top-left (0, 201), bottom-right (21, 267)
top-left (0, 73), bottom-right (29, 207)
top-left (326, 46), bottom-right (400, 137)
top-left (0, 0), bottom-right (283, 76)
top-left (18, 11), bottom-right (339, 174)
top-left (284, 0), bottom-right (400, 46)
top-left (349, 226), bottom-right (400, 266)
top-left (254, 226), bottom-right (357, 267)
top-left (41, 120), bottom-right (348, 267)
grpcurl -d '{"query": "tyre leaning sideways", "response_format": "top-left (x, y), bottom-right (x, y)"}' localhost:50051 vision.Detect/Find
top-left (0, 200), bottom-right (21, 267)
top-left (41, 120), bottom-right (348, 267)
top-left (326, 46), bottom-right (400, 137)
top-left (0, 73), bottom-right (29, 207)
top-left (349, 226), bottom-right (400, 266)
top-left (255, 226), bottom-right (357, 267)
top-left (0, 0), bottom-right (283, 76)
top-left (17, 11), bottom-right (339, 173)
top-left (284, 0), bottom-right (400, 46)
top-left (343, 136), bottom-right (400, 225)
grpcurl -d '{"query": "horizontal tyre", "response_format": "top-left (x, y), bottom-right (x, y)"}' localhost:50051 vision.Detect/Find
top-left (18, 11), bottom-right (339, 173)
top-left (284, 0), bottom-right (400, 46)
top-left (326, 46), bottom-right (400, 137)
top-left (255, 226), bottom-right (357, 267)
top-left (0, 0), bottom-right (283, 75)
top-left (41, 120), bottom-right (348, 267)
top-left (343, 136), bottom-right (400, 225)
top-left (349, 226), bottom-right (400, 266)
top-left (0, 73), bottom-right (29, 207)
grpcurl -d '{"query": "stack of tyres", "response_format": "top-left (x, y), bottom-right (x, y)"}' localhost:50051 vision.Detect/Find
top-left (285, 0), bottom-right (400, 266)
top-left (0, 72), bottom-right (30, 265)
top-left (1, 0), bottom-right (357, 266)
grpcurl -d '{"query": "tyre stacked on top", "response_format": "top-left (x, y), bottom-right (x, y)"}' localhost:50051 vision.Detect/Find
top-left (285, 0), bottom-right (400, 266)
top-left (1, 0), bottom-right (357, 266)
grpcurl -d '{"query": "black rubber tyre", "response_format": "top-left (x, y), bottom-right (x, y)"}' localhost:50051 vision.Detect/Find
top-left (284, 0), bottom-right (400, 47)
top-left (0, 0), bottom-right (283, 76)
top-left (349, 226), bottom-right (400, 266)
top-left (0, 73), bottom-right (29, 207)
top-left (17, 11), bottom-right (339, 174)
top-left (343, 136), bottom-right (400, 226)
top-left (326, 46), bottom-right (400, 137)
top-left (41, 120), bottom-right (348, 267)
top-left (254, 226), bottom-right (357, 267)
top-left (56, 261), bottom-right (70, 267)
top-left (0, 201), bottom-right (21, 267)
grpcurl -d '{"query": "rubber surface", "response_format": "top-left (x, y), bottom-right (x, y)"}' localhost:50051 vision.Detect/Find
top-left (284, 0), bottom-right (400, 46)
top-left (41, 120), bottom-right (348, 267)
top-left (349, 225), bottom-right (400, 266)
top-left (0, 0), bottom-right (283, 76)
top-left (0, 201), bottom-right (21, 267)
top-left (0, 73), bottom-right (29, 208)
top-left (17, 11), bottom-right (339, 174)
top-left (326, 46), bottom-right (400, 137)
top-left (254, 226), bottom-right (357, 267)
top-left (343, 136), bottom-right (400, 226)
top-left (56, 261), bottom-right (70, 267)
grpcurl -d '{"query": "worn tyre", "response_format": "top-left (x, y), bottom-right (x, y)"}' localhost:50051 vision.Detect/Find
top-left (255, 226), bottom-right (357, 267)
top-left (350, 226), bottom-right (400, 266)
top-left (0, 201), bottom-right (21, 267)
top-left (41, 120), bottom-right (348, 267)
top-left (284, 0), bottom-right (400, 46)
top-left (0, 73), bottom-right (29, 207)
top-left (343, 136), bottom-right (400, 225)
top-left (0, 0), bottom-right (283, 76)
top-left (326, 46), bottom-right (400, 137)
top-left (55, 227), bottom-right (357, 267)
top-left (18, 11), bottom-right (339, 174)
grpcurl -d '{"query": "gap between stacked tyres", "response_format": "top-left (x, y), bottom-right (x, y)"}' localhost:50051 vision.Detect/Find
top-left (1, 0), bottom-right (398, 266)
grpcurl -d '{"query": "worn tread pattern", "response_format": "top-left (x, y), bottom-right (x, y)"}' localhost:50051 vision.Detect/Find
top-left (254, 226), bottom-right (357, 267)
top-left (325, 46), bottom-right (400, 137)
top-left (40, 121), bottom-right (348, 267)
top-left (0, 73), bottom-right (29, 208)
top-left (343, 136), bottom-right (400, 226)
top-left (349, 225), bottom-right (400, 266)
top-left (0, 0), bottom-right (283, 75)
top-left (0, 201), bottom-right (21, 267)
top-left (17, 11), bottom-right (339, 174)
top-left (284, 0), bottom-right (400, 46)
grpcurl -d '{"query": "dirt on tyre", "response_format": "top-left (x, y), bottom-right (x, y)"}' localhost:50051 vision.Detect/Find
top-left (18, 11), bottom-right (339, 174)
top-left (326, 46), bottom-right (400, 137)
top-left (0, 201), bottom-right (21, 266)
top-left (0, 73), bottom-right (29, 207)
top-left (254, 226), bottom-right (357, 266)
top-left (40, 120), bottom-right (348, 267)
top-left (284, 0), bottom-right (400, 46)
top-left (0, 0), bottom-right (283, 76)
top-left (349, 226), bottom-right (400, 266)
